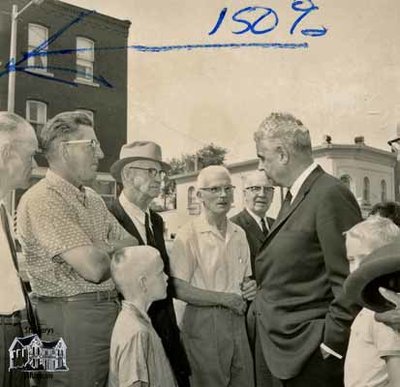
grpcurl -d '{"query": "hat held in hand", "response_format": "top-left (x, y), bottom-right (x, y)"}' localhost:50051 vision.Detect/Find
top-left (344, 240), bottom-right (400, 313)
top-left (110, 141), bottom-right (171, 182)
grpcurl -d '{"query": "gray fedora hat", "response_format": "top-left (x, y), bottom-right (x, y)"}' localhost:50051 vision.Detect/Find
top-left (110, 141), bottom-right (171, 182)
top-left (344, 240), bottom-right (400, 313)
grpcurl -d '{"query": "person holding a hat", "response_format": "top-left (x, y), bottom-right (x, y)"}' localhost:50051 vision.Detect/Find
top-left (375, 292), bottom-right (400, 332)
top-left (109, 141), bottom-right (191, 387)
top-left (344, 216), bottom-right (400, 387)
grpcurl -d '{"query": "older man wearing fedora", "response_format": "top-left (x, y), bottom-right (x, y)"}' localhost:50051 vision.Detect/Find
top-left (109, 141), bottom-right (191, 387)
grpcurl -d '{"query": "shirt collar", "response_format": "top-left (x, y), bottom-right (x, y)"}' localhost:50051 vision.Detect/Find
top-left (46, 169), bottom-right (87, 206)
top-left (245, 207), bottom-right (268, 227)
top-left (119, 191), bottom-right (150, 225)
top-left (289, 162), bottom-right (318, 203)
top-left (122, 300), bottom-right (151, 323)
top-left (195, 212), bottom-right (237, 240)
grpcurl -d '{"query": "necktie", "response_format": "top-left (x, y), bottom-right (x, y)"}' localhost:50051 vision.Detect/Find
top-left (0, 204), bottom-right (40, 336)
top-left (260, 218), bottom-right (268, 236)
top-left (276, 190), bottom-right (293, 222)
top-left (145, 212), bottom-right (157, 248)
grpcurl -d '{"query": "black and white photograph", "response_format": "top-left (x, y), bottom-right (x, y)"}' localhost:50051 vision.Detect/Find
top-left (0, 0), bottom-right (399, 386)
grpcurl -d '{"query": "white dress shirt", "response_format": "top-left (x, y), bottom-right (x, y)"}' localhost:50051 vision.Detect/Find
top-left (0, 202), bottom-right (25, 314)
top-left (289, 162), bottom-right (319, 203)
top-left (170, 214), bottom-right (252, 295)
top-left (119, 192), bottom-right (153, 244)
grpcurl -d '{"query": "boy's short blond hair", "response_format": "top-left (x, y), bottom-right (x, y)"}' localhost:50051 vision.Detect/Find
top-left (345, 215), bottom-right (400, 257)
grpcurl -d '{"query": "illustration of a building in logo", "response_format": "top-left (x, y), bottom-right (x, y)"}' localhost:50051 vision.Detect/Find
top-left (9, 334), bottom-right (68, 372)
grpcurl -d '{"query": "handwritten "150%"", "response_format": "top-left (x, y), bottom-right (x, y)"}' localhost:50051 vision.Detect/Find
top-left (209, 0), bottom-right (327, 37)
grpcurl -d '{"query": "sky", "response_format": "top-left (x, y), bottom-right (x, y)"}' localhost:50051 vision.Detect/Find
top-left (65, 0), bottom-right (400, 163)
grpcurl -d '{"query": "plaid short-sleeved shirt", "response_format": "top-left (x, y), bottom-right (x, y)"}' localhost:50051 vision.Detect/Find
top-left (17, 170), bottom-right (125, 297)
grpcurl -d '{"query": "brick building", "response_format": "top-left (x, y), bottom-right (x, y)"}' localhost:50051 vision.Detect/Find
top-left (0, 0), bottom-right (131, 207)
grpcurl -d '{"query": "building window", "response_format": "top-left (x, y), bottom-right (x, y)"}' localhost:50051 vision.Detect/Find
top-left (340, 174), bottom-right (352, 191)
top-left (381, 180), bottom-right (387, 202)
top-left (26, 100), bottom-right (47, 134)
top-left (28, 24), bottom-right (48, 71)
top-left (363, 177), bottom-right (370, 205)
top-left (75, 109), bottom-right (94, 124)
top-left (76, 37), bottom-right (94, 82)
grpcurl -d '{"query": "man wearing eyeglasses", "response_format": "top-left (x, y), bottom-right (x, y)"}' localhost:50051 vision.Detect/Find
top-left (231, 171), bottom-right (275, 276)
top-left (109, 141), bottom-right (191, 387)
top-left (170, 165), bottom-right (256, 387)
top-left (17, 111), bottom-right (138, 387)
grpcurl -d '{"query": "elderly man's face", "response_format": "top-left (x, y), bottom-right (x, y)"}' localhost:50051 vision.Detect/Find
top-left (6, 124), bottom-right (38, 189)
top-left (244, 173), bottom-right (274, 218)
top-left (256, 138), bottom-right (285, 187)
top-left (197, 171), bottom-right (234, 215)
top-left (62, 124), bottom-right (104, 184)
top-left (124, 160), bottom-right (163, 200)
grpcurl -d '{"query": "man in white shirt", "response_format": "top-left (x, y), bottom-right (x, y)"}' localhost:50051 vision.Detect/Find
top-left (0, 112), bottom-right (38, 387)
top-left (170, 165), bottom-right (257, 387)
top-left (253, 112), bottom-right (362, 387)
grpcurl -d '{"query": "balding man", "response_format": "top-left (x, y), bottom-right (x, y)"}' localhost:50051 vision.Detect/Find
top-left (0, 112), bottom-right (38, 387)
top-left (253, 113), bottom-right (362, 387)
top-left (109, 246), bottom-right (177, 387)
top-left (170, 165), bottom-right (256, 387)
top-left (231, 171), bottom-right (275, 275)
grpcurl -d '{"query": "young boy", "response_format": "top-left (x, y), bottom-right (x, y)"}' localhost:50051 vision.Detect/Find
top-left (344, 216), bottom-right (400, 387)
top-left (108, 246), bottom-right (177, 387)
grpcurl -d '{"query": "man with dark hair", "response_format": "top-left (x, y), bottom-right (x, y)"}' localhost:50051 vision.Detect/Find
top-left (0, 112), bottom-right (38, 387)
top-left (109, 141), bottom-right (191, 387)
top-left (253, 112), bottom-right (362, 387)
top-left (369, 201), bottom-right (400, 227)
top-left (17, 111), bottom-right (137, 387)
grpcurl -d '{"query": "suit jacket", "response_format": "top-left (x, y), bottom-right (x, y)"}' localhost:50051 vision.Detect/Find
top-left (230, 209), bottom-right (274, 276)
top-left (108, 198), bottom-right (191, 381)
top-left (253, 166), bottom-right (362, 379)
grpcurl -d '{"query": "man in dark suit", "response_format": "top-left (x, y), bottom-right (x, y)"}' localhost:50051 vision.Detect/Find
top-left (253, 113), bottom-right (362, 387)
top-left (231, 170), bottom-right (275, 275)
top-left (109, 141), bottom-right (191, 387)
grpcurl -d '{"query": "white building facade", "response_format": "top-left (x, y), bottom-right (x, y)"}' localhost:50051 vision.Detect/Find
top-left (161, 139), bottom-right (396, 237)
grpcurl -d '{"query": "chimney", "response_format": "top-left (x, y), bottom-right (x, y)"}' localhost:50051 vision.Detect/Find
top-left (323, 135), bottom-right (332, 144)
top-left (354, 136), bottom-right (365, 145)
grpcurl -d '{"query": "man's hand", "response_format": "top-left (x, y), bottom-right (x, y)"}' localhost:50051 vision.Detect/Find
top-left (240, 278), bottom-right (257, 301)
top-left (221, 293), bottom-right (247, 315)
top-left (375, 287), bottom-right (400, 331)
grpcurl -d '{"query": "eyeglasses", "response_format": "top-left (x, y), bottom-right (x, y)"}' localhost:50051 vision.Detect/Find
top-left (62, 139), bottom-right (100, 151)
top-left (199, 185), bottom-right (235, 195)
top-left (128, 166), bottom-right (166, 178)
top-left (245, 186), bottom-right (274, 194)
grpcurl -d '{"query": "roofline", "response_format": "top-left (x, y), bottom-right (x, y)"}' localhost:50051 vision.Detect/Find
top-left (171, 143), bottom-right (396, 181)
top-left (52, 0), bottom-right (131, 31)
